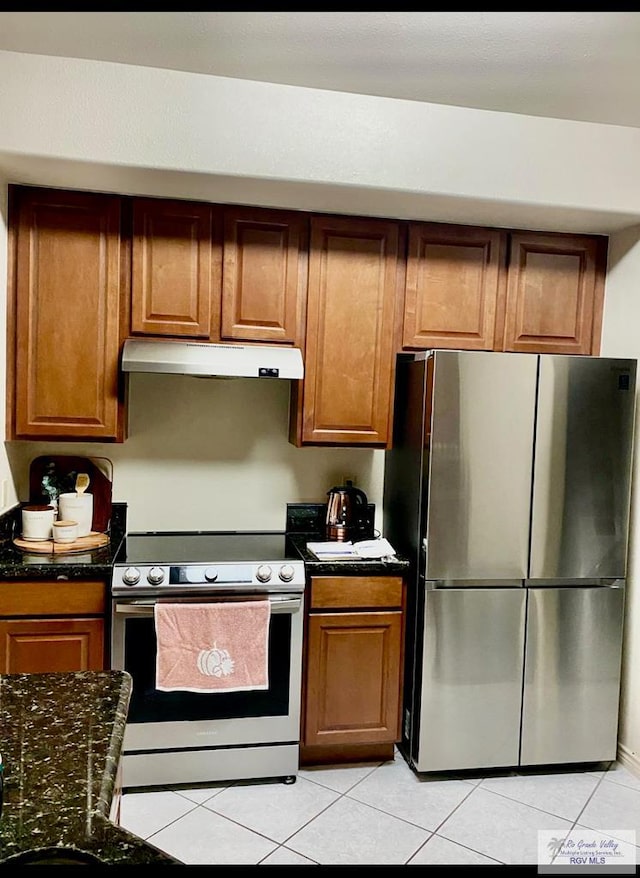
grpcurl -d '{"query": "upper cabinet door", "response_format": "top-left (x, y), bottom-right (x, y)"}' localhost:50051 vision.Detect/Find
top-left (11, 187), bottom-right (126, 441)
top-left (131, 198), bottom-right (218, 338)
top-left (221, 208), bottom-right (308, 346)
top-left (403, 223), bottom-right (506, 351)
top-left (502, 232), bottom-right (606, 355)
top-left (296, 215), bottom-right (401, 446)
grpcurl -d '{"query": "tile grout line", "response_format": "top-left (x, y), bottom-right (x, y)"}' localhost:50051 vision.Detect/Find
top-left (403, 775), bottom-right (506, 866)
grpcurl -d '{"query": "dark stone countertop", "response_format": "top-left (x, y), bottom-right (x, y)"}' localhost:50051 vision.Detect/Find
top-left (0, 670), bottom-right (178, 865)
top-left (0, 503), bottom-right (127, 580)
top-left (287, 533), bottom-right (411, 576)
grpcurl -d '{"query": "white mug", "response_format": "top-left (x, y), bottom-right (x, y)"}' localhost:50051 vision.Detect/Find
top-left (58, 493), bottom-right (93, 537)
top-left (22, 505), bottom-right (55, 541)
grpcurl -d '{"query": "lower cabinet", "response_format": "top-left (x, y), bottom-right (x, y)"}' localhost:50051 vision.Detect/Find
top-left (0, 580), bottom-right (107, 674)
top-left (301, 575), bottom-right (405, 764)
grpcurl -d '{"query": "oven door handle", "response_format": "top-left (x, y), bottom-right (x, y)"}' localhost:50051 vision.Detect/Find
top-left (113, 596), bottom-right (303, 616)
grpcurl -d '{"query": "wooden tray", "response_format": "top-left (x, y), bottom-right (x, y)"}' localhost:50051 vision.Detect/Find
top-left (29, 456), bottom-right (113, 533)
top-left (13, 532), bottom-right (110, 555)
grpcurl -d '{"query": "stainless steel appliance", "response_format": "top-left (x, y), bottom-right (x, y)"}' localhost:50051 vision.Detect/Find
top-left (111, 531), bottom-right (305, 789)
top-left (384, 350), bottom-right (637, 773)
top-left (121, 338), bottom-right (304, 379)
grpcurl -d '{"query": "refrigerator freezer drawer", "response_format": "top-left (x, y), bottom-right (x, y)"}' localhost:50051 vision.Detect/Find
top-left (520, 586), bottom-right (624, 765)
top-left (414, 587), bottom-right (526, 772)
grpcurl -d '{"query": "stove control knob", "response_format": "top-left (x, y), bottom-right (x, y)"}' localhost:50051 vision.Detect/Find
top-left (204, 567), bottom-right (218, 582)
top-left (279, 564), bottom-right (296, 582)
top-left (122, 567), bottom-right (141, 586)
top-left (256, 565), bottom-right (272, 583)
top-left (147, 567), bottom-right (165, 585)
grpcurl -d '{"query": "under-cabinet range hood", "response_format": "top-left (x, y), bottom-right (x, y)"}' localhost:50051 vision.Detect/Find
top-left (121, 338), bottom-right (304, 380)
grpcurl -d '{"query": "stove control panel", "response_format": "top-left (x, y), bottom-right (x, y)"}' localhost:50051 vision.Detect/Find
top-left (112, 561), bottom-right (305, 593)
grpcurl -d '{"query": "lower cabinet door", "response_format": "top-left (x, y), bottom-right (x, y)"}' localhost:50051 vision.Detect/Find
top-left (521, 586), bottom-right (624, 765)
top-left (304, 610), bottom-right (402, 746)
top-left (0, 617), bottom-right (105, 673)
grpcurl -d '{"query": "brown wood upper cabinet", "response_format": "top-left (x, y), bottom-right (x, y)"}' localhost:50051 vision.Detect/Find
top-left (9, 186), bottom-right (127, 441)
top-left (403, 223), bottom-right (506, 351)
top-left (291, 215), bottom-right (402, 446)
top-left (220, 207), bottom-right (308, 346)
top-left (130, 200), bottom-right (307, 346)
top-left (131, 197), bottom-right (219, 338)
top-left (402, 224), bottom-right (606, 356)
top-left (502, 231), bottom-right (606, 355)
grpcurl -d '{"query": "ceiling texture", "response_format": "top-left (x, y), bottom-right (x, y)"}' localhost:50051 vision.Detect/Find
top-left (1, 11), bottom-right (640, 128)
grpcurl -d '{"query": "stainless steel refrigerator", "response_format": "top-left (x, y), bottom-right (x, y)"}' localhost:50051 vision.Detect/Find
top-left (383, 350), bottom-right (636, 773)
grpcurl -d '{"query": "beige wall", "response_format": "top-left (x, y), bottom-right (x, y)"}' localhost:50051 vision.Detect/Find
top-left (2, 50), bottom-right (640, 232)
top-left (600, 226), bottom-right (640, 773)
top-left (0, 178), bottom-right (17, 511)
top-left (6, 376), bottom-right (385, 533)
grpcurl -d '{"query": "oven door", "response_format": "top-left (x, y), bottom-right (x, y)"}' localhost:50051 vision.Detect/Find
top-left (111, 592), bottom-right (304, 752)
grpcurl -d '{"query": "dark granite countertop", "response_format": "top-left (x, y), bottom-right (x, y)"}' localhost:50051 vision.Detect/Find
top-left (0, 503), bottom-right (127, 580)
top-left (0, 670), bottom-right (178, 865)
top-left (287, 532), bottom-right (411, 576)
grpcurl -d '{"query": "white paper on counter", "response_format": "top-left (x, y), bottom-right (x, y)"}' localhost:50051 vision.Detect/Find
top-left (306, 538), bottom-right (397, 560)
top-left (306, 541), bottom-right (358, 560)
top-left (352, 538), bottom-right (397, 558)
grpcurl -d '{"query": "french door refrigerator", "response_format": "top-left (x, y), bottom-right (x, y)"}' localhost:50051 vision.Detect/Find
top-left (383, 349), bottom-right (636, 773)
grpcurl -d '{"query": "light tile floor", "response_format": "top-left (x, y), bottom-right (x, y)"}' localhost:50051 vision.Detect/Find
top-left (118, 750), bottom-right (640, 866)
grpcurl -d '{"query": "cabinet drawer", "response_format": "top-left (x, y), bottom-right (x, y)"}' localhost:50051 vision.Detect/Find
top-left (0, 580), bottom-right (106, 616)
top-left (310, 576), bottom-right (403, 610)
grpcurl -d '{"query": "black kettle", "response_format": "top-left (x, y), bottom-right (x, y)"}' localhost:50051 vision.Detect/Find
top-left (326, 481), bottom-right (369, 542)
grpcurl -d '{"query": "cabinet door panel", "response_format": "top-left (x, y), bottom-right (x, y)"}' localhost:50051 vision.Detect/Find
top-left (299, 216), bottom-right (400, 445)
top-left (404, 224), bottom-right (505, 350)
top-left (305, 611), bottom-right (402, 746)
top-left (12, 187), bottom-right (125, 440)
top-left (131, 198), bottom-right (216, 337)
top-left (221, 208), bottom-right (307, 345)
top-left (503, 232), bottom-right (605, 354)
top-left (0, 618), bottom-right (105, 673)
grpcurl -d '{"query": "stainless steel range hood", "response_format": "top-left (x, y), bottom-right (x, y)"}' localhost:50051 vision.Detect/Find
top-left (121, 338), bottom-right (304, 379)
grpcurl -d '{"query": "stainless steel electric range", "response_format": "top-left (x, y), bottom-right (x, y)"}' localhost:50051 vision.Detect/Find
top-left (110, 531), bottom-right (305, 789)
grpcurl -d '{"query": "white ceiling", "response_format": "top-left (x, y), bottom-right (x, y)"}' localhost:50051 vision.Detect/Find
top-left (1, 11), bottom-right (640, 128)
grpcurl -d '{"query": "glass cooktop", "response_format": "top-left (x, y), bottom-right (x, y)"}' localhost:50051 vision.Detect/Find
top-left (115, 531), bottom-right (298, 566)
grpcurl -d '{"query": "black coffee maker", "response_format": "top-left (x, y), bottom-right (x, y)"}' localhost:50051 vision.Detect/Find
top-left (325, 481), bottom-right (369, 542)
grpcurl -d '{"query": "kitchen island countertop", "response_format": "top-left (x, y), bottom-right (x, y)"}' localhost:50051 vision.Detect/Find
top-left (0, 669), bottom-right (178, 865)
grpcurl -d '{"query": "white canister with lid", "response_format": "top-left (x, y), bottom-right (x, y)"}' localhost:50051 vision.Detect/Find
top-left (58, 493), bottom-right (93, 537)
top-left (52, 519), bottom-right (78, 543)
top-left (21, 505), bottom-right (56, 541)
